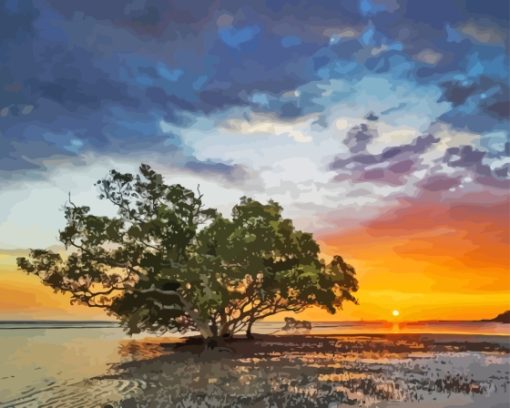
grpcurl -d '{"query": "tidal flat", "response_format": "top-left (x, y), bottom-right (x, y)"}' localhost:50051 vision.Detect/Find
top-left (24, 334), bottom-right (510, 408)
top-left (2, 329), bottom-right (509, 408)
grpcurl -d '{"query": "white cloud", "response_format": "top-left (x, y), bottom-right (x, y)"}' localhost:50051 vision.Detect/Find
top-left (367, 123), bottom-right (420, 154)
top-left (222, 113), bottom-right (314, 143)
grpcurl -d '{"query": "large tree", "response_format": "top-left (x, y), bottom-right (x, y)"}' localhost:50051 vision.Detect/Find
top-left (17, 165), bottom-right (358, 342)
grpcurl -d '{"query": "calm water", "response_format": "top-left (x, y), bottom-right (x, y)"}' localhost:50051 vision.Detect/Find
top-left (0, 321), bottom-right (508, 407)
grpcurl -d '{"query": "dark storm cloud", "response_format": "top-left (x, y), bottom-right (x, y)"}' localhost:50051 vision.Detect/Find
top-left (344, 124), bottom-right (378, 153)
top-left (445, 145), bottom-right (486, 170)
top-left (331, 134), bottom-right (439, 186)
top-left (365, 112), bottom-right (379, 121)
top-left (482, 100), bottom-right (510, 120)
top-left (0, 0), bottom-right (508, 185)
top-left (365, 0), bottom-right (509, 135)
top-left (0, 0), bottom-right (248, 181)
top-left (332, 134), bottom-right (439, 170)
top-left (440, 80), bottom-right (478, 107)
top-left (439, 76), bottom-right (509, 123)
top-left (442, 145), bottom-right (509, 188)
top-left (418, 174), bottom-right (462, 192)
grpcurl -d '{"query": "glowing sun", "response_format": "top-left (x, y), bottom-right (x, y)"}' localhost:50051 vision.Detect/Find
top-left (392, 309), bottom-right (400, 317)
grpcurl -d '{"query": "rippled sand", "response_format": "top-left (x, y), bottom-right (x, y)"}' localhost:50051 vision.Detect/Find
top-left (4, 334), bottom-right (508, 408)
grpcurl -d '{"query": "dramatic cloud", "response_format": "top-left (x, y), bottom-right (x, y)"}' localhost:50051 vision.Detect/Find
top-left (330, 133), bottom-right (440, 185)
top-left (0, 0), bottom-right (508, 248)
top-left (443, 145), bottom-right (510, 188)
top-left (344, 124), bottom-right (378, 153)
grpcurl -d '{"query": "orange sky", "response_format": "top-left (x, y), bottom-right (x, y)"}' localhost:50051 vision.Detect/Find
top-left (1, 194), bottom-right (508, 322)
top-left (307, 194), bottom-right (510, 321)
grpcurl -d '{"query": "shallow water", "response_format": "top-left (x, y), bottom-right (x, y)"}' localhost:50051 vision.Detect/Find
top-left (0, 327), bottom-right (126, 406)
top-left (258, 320), bottom-right (510, 336)
top-left (0, 321), bottom-right (509, 407)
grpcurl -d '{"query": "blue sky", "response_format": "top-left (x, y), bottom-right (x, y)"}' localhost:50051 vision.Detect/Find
top-left (0, 0), bottom-right (508, 249)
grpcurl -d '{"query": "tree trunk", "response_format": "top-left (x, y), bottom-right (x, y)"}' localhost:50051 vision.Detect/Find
top-left (195, 321), bottom-right (214, 339)
top-left (218, 312), bottom-right (230, 337)
top-left (219, 325), bottom-right (231, 338)
top-left (140, 287), bottom-right (216, 342)
top-left (219, 313), bottom-right (232, 337)
top-left (177, 295), bottom-right (213, 339)
top-left (246, 319), bottom-right (255, 339)
top-left (210, 321), bottom-right (218, 337)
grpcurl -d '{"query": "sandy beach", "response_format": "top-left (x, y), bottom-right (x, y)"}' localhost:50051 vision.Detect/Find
top-left (4, 332), bottom-right (506, 408)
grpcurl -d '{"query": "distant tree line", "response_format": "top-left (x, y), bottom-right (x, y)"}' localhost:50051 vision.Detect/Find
top-left (17, 164), bottom-right (358, 344)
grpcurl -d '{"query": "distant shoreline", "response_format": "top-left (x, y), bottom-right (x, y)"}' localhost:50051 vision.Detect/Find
top-left (0, 320), bottom-right (119, 329)
top-left (0, 320), bottom-right (116, 324)
top-left (0, 318), bottom-right (506, 324)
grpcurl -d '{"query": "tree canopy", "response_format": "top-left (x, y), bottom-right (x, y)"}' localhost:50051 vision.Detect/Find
top-left (17, 164), bottom-right (358, 341)
top-left (194, 197), bottom-right (358, 338)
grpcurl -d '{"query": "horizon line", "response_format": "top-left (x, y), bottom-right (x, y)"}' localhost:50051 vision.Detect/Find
top-left (0, 318), bottom-right (499, 324)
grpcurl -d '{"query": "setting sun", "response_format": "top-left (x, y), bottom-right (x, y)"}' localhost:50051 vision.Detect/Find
top-left (392, 310), bottom-right (400, 317)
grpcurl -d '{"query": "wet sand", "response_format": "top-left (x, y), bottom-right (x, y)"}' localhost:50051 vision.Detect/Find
top-left (94, 334), bottom-right (510, 407)
top-left (2, 333), bottom-right (509, 407)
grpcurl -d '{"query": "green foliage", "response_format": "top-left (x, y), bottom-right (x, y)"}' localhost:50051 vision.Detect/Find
top-left (194, 197), bottom-right (358, 336)
top-left (17, 164), bottom-right (358, 339)
top-left (18, 164), bottom-right (217, 337)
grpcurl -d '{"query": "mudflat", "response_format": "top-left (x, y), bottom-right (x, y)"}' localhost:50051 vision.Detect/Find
top-left (91, 333), bottom-right (509, 408)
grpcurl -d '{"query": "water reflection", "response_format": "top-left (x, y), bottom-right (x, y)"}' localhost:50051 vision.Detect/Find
top-left (95, 335), bottom-right (509, 408)
top-left (1, 323), bottom-right (509, 407)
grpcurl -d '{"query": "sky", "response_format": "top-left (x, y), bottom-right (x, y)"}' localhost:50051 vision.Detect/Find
top-left (0, 0), bottom-right (509, 322)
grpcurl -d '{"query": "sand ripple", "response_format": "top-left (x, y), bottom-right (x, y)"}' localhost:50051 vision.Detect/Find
top-left (1, 378), bottom-right (146, 408)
